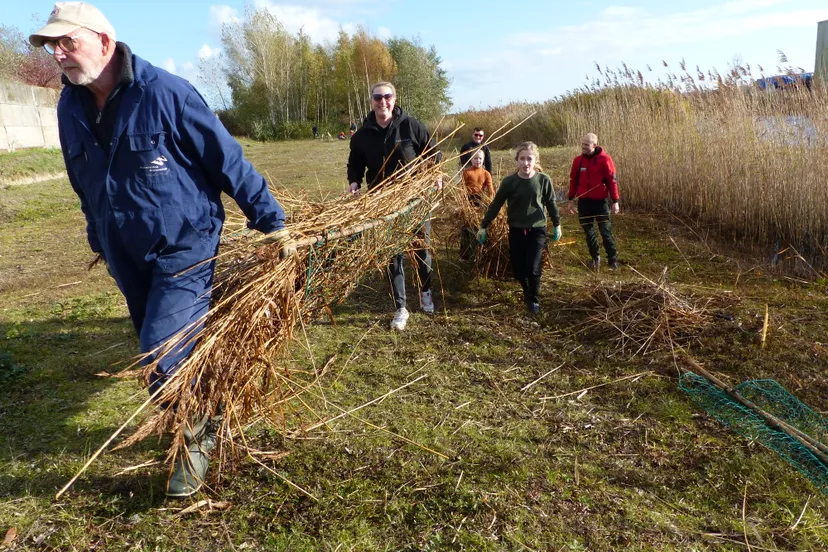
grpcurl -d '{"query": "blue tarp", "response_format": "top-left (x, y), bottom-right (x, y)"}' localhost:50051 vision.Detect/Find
top-left (756, 72), bottom-right (813, 90)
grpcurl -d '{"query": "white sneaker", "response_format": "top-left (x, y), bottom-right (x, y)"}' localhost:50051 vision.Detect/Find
top-left (390, 308), bottom-right (409, 331)
top-left (420, 290), bottom-right (435, 314)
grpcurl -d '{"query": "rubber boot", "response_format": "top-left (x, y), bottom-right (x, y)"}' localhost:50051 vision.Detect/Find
top-left (166, 413), bottom-right (221, 498)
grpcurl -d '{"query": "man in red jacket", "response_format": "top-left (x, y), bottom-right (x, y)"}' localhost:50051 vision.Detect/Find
top-left (567, 133), bottom-right (621, 270)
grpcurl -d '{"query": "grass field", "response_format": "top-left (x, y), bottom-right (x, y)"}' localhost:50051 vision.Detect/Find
top-left (0, 138), bottom-right (826, 551)
top-left (0, 148), bottom-right (66, 186)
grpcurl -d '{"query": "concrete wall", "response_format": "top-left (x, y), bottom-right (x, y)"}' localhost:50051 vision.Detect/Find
top-left (0, 80), bottom-right (60, 151)
top-left (817, 20), bottom-right (828, 85)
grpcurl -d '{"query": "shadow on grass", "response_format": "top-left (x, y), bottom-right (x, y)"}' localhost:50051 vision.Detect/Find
top-left (0, 314), bottom-right (170, 504)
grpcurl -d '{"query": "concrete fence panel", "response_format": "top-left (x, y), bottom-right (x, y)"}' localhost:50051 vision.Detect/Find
top-left (0, 80), bottom-right (60, 151)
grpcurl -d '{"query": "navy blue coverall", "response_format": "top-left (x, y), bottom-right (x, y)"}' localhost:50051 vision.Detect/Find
top-left (58, 45), bottom-right (286, 394)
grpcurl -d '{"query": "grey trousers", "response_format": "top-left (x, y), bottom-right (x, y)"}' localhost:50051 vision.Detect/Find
top-left (388, 219), bottom-right (432, 310)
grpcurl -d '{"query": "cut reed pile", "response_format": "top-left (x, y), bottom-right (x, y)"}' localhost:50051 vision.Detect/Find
top-left (583, 267), bottom-right (735, 358)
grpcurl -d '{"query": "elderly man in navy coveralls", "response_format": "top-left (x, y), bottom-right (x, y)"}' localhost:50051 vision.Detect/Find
top-left (30, 2), bottom-right (295, 498)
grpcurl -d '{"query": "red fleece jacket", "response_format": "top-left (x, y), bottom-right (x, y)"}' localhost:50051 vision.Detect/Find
top-left (568, 147), bottom-right (620, 202)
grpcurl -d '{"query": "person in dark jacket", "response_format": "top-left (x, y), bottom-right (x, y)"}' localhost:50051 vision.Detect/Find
top-left (30, 1), bottom-right (295, 498)
top-left (347, 81), bottom-right (442, 330)
top-left (459, 127), bottom-right (493, 174)
top-left (477, 141), bottom-right (561, 313)
top-left (567, 133), bottom-right (621, 270)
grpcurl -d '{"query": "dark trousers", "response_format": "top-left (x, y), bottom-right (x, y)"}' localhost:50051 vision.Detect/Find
top-left (106, 240), bottom-right (215, 397)
top-left (577, 198), bottom-right (617, 260)
top-left (389, 219), bottom-right (432, 310)
top-left (508, 226), bottom-right (547, 305)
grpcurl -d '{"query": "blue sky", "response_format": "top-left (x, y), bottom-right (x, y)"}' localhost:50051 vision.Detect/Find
top-left (6, 0), bottom-right (828, 111)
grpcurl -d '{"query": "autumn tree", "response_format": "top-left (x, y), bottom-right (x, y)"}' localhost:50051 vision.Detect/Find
top-left (0, 24), bottom-right (61, 88)
top-left (387, 37), bottom-right (451, 122)
top-left (211, 8), bottom-right (450, 139)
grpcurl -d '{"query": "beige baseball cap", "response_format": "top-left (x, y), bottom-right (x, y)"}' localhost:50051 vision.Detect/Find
top-left (29, 2), bottom-right (116, 47)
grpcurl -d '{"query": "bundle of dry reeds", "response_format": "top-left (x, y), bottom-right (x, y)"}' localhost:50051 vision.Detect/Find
top-left (444, 178), bottom-right (513, 277)
top-left (584, 268), bottom-right (723, 358)
top-left (57, 120), bottom-right (538, 497)
top-left (48, 151), bottom-right (447, 497)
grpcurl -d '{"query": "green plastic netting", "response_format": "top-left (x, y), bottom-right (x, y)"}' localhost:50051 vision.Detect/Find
top-left (680, 373), bottom-right (828, 494)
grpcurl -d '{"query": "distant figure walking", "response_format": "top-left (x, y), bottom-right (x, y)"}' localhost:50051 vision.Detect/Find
top-left (312, 124), bottom-right (319, 138)
top-left (567, 133), bottom-right (621, 271)
top-left (459, 150), bottom-right (493, 259)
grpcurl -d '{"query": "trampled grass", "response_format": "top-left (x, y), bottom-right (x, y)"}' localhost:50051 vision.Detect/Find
top-left (0, 139), bottom-right (825, 551)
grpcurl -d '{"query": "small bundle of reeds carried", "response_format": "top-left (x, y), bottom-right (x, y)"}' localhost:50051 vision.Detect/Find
top-left (444, 177), bottom-right (512, 278)
top-left (585, 268), bottom-right (722, 358)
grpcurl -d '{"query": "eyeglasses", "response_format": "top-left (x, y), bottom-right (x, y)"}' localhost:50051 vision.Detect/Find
top-left (372, 93), bottom-right (394, 101)
top-left (473, 133), bottom-right (484, 138)
top-left (43, 30), bottom-right (97, 55)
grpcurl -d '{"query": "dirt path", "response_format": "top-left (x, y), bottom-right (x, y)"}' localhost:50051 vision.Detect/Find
top-left (0, 171), bottom-right (67, 187)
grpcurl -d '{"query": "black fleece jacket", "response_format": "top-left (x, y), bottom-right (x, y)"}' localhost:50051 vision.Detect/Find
top-left (347, 105), bottom-right (439, 190)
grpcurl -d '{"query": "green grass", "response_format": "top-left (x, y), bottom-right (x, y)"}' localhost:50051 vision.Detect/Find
top-left (0, 139), bottom-right (825, 551)
top-left (0, 148), bottom-right (66, 184)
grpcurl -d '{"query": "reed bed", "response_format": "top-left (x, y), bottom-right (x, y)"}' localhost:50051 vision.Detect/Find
top-left (563, 63), bottom-right (828, 273)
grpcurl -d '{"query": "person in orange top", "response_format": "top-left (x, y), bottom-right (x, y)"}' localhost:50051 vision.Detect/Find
top-left (462, 149), bottom-right (494, 205)
top-left (460, 150), bottom-right (494, 259)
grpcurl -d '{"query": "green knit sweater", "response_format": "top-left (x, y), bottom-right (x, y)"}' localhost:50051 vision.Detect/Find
top-left (481, 172), bottom-right (560, 229)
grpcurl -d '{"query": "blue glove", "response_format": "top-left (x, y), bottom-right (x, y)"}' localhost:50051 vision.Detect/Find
top-left (476, 228), bottom-right (487, 244)
top-left (552, 225), bottom-right (561, 241)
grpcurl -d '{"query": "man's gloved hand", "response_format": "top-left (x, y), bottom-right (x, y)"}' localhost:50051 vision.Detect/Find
top-left (552, 225), bottom-right (562, 241)
top-left (262, 228), bottom-right (297, 260)
top-left (476, 228), bottom-right (487, 244)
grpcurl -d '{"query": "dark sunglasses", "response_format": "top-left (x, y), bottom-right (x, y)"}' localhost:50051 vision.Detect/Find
top-left (372, 93), bottom-right (394, 101)
top-left (473, 133), bottom-right (484, 138)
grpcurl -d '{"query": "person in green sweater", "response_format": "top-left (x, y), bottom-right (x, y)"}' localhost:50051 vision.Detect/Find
top-left (476, 141), bottom-right (562, 313)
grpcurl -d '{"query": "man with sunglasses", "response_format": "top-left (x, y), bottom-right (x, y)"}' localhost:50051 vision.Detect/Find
top-left (347, 81), bottom-right (442, 331)
top-left (30, 2), bottom-right (295, 498)
top-left (459, 128), bottom-right (493, 174)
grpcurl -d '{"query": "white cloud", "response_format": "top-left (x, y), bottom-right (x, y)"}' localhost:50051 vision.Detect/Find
top-left (377, 26), bottom-right (392, 40)
top-left (599, 6), bottom-right (645, 19)
top-left (179, 61), bottom-right (198, 84)
top-left (198, 44), bottom-right (217, 60)
top-left (521, 4), bottom-right (824, 55)
top-left (208, 5), bottom-right (241, 36)
top-left (161, 58), bottom-right (177, 74)
top-left (253, 0), bottom-right (354, 43)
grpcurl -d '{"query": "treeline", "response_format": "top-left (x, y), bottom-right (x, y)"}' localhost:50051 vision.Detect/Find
top-left (202, 6), bottom-right (451, 140)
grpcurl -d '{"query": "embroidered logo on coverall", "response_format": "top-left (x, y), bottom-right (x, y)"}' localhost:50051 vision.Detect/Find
top-left (141, 156), bottom-right (169, 174)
